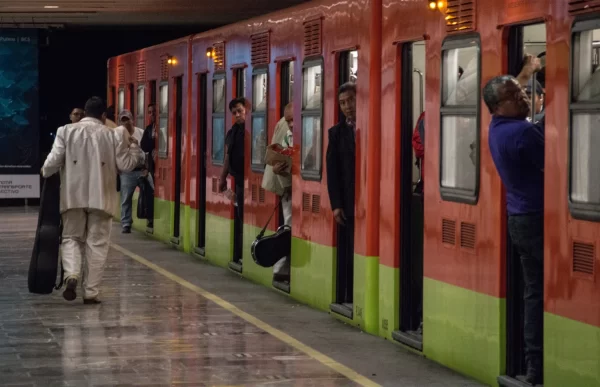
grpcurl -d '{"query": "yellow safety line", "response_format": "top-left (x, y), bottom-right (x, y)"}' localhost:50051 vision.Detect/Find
top-left (111, 243), bottom-right (381, 387)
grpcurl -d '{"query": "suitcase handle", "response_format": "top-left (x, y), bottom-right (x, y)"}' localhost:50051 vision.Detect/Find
top-left (256, 196), bottom-right (284, 240)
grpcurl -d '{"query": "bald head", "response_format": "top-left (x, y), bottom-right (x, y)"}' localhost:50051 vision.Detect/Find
top-left (284, 102), bottom-right (293, 130)
top-left (482, 75), bottom-right (530, 119)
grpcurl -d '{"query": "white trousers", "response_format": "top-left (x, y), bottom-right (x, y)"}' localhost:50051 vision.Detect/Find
top-left (273, 195), bottom-right (292, 276)
top-left (61, 208), bottom-right (112, 299)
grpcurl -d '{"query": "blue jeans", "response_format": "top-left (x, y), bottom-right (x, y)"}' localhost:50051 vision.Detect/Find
top-left (120, 171), bottom-right (143, 229)
top-left (508, 213), bottom-right (544, 373)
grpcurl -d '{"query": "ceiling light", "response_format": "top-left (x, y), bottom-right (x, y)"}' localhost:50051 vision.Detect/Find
top-left (44, 5), bottom-right (59, 9)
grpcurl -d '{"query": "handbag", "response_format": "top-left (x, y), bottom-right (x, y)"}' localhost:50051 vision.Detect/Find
top-left (250, 197), bottom-right (291, 268)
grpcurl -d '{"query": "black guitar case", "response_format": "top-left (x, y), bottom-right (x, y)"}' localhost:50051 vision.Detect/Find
top-left (251, 198), bottom-right (291, 268)
top-left (28, 174), bottom-right (63, 294)
top-left (136, 175), bottom-right (154, 220)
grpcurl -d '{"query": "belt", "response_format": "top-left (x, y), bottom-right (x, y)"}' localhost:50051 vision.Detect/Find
top-left (133, 167), bottom-right (145, 172)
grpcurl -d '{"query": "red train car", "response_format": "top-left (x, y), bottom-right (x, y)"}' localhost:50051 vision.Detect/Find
top-left (107, 0), bottom-right (600, 385)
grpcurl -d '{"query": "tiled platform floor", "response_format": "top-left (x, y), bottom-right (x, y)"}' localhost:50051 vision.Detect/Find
top-left (0, 207), bottom-right (483, 387)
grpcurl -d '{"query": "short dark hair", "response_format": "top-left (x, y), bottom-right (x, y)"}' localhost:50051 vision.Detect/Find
top-left (458, 66), bottom-right (464, 75)
top-left (84, 97), bottom-right (106, 119)
top-left (228, 97), bottom-right (247, 111)
top-left (338, 82), bottom-right (356, 97)
top-left (482, 75), bottom-right (515, 114)
top-left (148, 103), bottom-right (156, 109)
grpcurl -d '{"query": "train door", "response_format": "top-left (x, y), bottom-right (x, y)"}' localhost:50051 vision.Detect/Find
top-left (172, 76), bottom-right (184, 244)
top-left (229, 68), bottom-right (246, 272)
top-left (498, 22), bottom-right (546, 387)
top-left (273, 60), bottom-right (294, 292)
top-left (392, 41), bottom-right (425, 350)
top-left (196, 74), bottom-right (208, 255)
top-left (331, 50), bottom-right (358, 319)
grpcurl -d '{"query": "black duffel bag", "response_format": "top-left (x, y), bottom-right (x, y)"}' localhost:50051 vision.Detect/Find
top-left (251, 197), bottom-right (291, 267)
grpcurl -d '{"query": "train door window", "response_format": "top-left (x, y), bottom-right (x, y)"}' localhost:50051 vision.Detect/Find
top-left (235, 68), bottom-right (246, 98)
top-left (128, 83), bottom-right (134, 113)
top-left (280, 61), bottom-right (294, 116)
top-left (570, 20), bottom-right (600, 220)
top-left (392, 41), bottom-right (426, 351)
top-left (251, 69), bottom-right (268, 170)
top-left (499, 23), bottom-right (547, 387)
top-left (301, 59), bottom-right (323, 180)
top-left (109, 85), bottom-right (116, 113)
top-left (439, 36), bottom-right (480, 203)
top-left (337, 51), bottom-right (358, 122)
top-left (118, 87), bottom-right (125, 114)
top-left (136, 85), bottom-right (145, 129)
top-left (212, 74), bottom-right (226, 164)
top-left (158, 81), bottom-right (169, 158)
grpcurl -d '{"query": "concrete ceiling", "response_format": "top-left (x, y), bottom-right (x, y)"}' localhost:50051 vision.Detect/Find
top-left (0, 0), bottom-right (309, 27)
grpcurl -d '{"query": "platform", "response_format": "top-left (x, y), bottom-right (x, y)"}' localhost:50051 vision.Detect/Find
top-left (0, 207), bottom-right (484, 387)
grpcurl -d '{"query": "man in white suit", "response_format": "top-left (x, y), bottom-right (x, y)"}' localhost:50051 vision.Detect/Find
top-left (41, 97), bottom-right (145, 304)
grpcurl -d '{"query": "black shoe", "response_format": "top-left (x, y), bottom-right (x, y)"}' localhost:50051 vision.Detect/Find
top-left (273, 274), bottom-right (290, 283)
top-left (122, 227), bottom-right (131, 234)
top-left (62, 278), bottom-right (77, 301)
top-left (83, 298), bottom-right (101, 305)
top-left (147, 221), bottom-right (153, 229)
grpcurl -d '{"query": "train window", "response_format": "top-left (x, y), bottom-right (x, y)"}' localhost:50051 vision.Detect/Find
top-left (301, 59), bottom-right (323, 180)
top-left (136, 85), bottom-right (145, 129)
top-left (118, 87), bottom-right (125, 114)
top-left (570, 21), bottom-right (600, 217)
top-left (288, 61), bottom-right (294, 104)
top-left (212, 74), bottom-right (226, 164)
top-left (439, 36), bottom-right (481, 204)
top-left (158, 82), bottom-right (169, 158)
top-left (251, 70), bottom-right (268, 169)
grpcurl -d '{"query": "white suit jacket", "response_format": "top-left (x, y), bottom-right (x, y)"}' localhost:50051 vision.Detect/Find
top-left (42, 117), bottom-right (145, 216)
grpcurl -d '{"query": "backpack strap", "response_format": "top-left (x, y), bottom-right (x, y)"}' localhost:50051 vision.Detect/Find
top-left (256, 196), bottom-right (284, 239)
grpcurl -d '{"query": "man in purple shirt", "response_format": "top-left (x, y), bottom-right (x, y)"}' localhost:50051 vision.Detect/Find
top-left (484, 74), bottom-right (544, 386)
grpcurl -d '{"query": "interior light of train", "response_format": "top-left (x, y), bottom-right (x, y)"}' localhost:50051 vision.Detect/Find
top-left (44, 5), bottom-right (59, 8)
top-left (429, 1), bottom-right (436, 9)
top-left (206, 48), bottom-right (215, 58)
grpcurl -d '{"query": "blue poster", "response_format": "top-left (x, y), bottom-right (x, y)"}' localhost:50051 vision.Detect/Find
top-left (0, 30), bottom-right (39, 198)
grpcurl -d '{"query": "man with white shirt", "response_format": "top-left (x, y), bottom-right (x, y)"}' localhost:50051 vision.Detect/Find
top-left (117, 109), bottom-right (146, 233)
top-left (41, 97), bottom-right (145, 304)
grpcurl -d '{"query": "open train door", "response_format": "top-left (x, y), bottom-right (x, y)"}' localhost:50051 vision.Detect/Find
top-left (195, 74), bottom-right (208, 256)
top-left (330, 50), bottom-right (358, 319)
top-left (170, 76), bottom-right (184, 246)
top-left (391, 41), bottom-right (425, 351)
top-left (498, 22), bottom-right (546, 387)
top-left (228, 67), bottom-right (246, 273)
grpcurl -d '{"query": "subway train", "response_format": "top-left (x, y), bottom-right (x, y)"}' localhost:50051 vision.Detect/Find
top-left (106, 0), bottom-right (600, 386)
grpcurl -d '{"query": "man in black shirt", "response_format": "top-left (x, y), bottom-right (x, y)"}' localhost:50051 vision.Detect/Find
top-left (140, 103), bottom-right (157, 229)
top-left (326, 82), bottom-right (356, 304)
top-left (219, 98), bottom-right (247, 261)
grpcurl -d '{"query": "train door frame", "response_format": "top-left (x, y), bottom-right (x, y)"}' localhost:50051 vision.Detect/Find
top-left (497, 22), bottom-right (546, 387)
top-left (228, 67), bottom-right (246, 273)
top-left (392, 41), bottom-right (425, 351)
top-left (330, 50), bottom-right (357, 319)
top-left (170, 76), bottom-right (184, 245)
top-left (195, 73), bottom-right (208, 256)
top-left (272, 60), bottom-right (294, 293)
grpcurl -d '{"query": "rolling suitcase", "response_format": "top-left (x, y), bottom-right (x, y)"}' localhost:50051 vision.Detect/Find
top-left (251, 197), bottom-right (291, 268)
top-left (28, 174), bottom-right (64, 294)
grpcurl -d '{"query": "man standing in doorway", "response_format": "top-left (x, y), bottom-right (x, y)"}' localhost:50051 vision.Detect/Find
top-left (326, 83), bottom-right (356, 302)
top-left (141, 103), bottom-right (157, 229)
top-left (41, 96), bottom-right (144, 304)
top-left (117, 109), bottom-right (146, 234)
top-left (219, 98), bottom-right (247, 261)
top-left (484, 75), bottom-right (544, 386)
top-left (262, 103), bottom-right (294, 282)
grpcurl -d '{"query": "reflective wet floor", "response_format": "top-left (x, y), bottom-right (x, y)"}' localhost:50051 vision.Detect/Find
top-left (0, 207), bottom-right (483, 387)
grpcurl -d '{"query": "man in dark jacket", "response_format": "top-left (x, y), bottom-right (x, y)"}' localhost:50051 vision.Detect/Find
top-left (326, 82), bottom-right (356, 304)
top-left (219, 97), bottom-right (247, 262)
top-left (140, 103), bottom-right (157, 229)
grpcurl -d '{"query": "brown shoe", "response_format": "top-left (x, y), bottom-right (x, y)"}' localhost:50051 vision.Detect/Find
top-left (62, 278), bottom-right (77, 301)
top-left (83, 298), bottom-right (101, 305)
